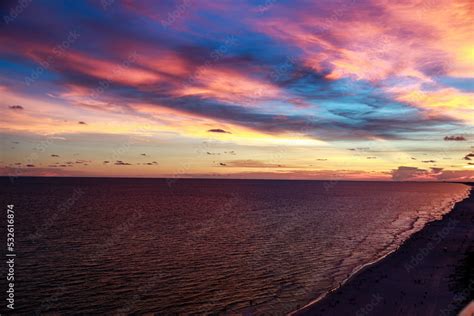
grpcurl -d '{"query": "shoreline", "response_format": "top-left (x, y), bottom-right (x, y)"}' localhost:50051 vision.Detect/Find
top-left (293, 183), bottom-right (474, 316)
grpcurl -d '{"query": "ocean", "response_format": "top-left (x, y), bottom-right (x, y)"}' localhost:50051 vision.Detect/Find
top-left (0, 178), bottom-right (470, 314)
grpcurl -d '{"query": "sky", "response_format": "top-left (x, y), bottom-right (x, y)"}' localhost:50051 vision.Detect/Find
top-left (0, 0), bottom-right (473, 181)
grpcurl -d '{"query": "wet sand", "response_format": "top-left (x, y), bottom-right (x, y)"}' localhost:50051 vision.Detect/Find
top-left (294, 183), bottom-right (474, 316)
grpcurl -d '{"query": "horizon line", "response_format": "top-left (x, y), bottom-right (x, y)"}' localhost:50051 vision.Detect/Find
top-left (1, 175), bottom-right (472, 184)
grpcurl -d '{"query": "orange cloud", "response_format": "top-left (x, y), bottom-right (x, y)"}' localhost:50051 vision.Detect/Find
top-left (177, 67), bottom-right (282, 105)
top-left (255, 0), bottom-right (473, 122)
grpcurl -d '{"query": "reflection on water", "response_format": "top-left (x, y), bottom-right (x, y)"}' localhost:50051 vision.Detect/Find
top-left (0, 178), bottom-right (469, 314)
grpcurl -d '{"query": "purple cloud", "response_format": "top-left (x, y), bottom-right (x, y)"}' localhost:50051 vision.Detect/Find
top-left (444, 135), bottom-right (466, 141)
top-left (208, 129), bottom-right (231, 134)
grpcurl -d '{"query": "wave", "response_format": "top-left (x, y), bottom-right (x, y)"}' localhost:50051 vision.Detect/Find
top-left (290, 184), bottom-right (472, 315)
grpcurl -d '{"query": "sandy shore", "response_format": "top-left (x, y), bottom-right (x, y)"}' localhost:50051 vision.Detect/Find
top-left (294, 183), bottom-right (474, 316)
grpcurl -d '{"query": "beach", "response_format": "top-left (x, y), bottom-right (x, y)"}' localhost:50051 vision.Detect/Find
top-left (294, 183), bottom-right (474, 316)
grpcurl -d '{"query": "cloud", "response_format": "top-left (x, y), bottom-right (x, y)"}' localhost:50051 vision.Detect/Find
top-left (422, 160), bottom-right (436, 163)
top-left (2, 2), bottom-right (468, 142)
top-left (114, 160), bottom-right (132, 165)
top-left (0, 166), bottom-right (87, 177)
top-left (224, 159), bottom-right (286, 168)
top-left (144, 161), bottom-right (158, 165)
top-left (208, 128), bottom-right (231, 134)
top-left (435, 170), bottom-right (474, 181)
top-left (463, 153), bottom-right (474, 160)
top-left (8, 105), bottom-right (24, 110)
top-left (169, 169), bottom-right (389, 180)
top-left (0, 1), bottom-right (473, 180)
top-left (391, 166), bottom-right (430, 181)
top-left (391, 166), bottom-right (474, 181)
top-left (51, 154), bottom-right (60, 157)
top-left (444, 136), bottom-right (466, 141)
top-left (75, 160), bottom-right (91, 164)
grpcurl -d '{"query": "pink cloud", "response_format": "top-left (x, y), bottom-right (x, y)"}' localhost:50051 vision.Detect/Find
top-left (391, 166), bottom-right (474, 181)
